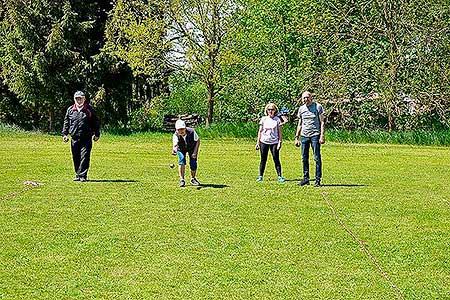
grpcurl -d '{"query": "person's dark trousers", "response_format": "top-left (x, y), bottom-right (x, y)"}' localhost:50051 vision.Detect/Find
top-left (301, 135), bottom-right (322, 181)
top-left (259, 142), bottom-right (282, 177)
top-left (71, 138), bottom-right (93, 179)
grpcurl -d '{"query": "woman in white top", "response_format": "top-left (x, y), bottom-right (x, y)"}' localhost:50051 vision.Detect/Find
top-left (255, 103), bottom-right (285, 183)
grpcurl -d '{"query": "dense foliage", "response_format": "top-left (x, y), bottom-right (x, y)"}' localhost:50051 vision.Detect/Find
top-left (0, 0), bottom-right (449, 132)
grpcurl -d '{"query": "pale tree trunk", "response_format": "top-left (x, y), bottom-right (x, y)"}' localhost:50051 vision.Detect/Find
top-left (48, 109), bottom-right (54, 132)
top-left (380, 0), bottom-right (399, 131)
top-left (206, 82), bottom-right (215, 128)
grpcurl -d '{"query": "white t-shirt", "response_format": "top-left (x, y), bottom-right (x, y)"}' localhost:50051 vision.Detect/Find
top-left (259, 116), bottom-right (282, 144)
top-left (172, 130), bottom-right (199, 148)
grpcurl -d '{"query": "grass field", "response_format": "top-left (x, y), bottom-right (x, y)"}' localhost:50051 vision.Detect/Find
top-left (0, 131), bottom-right (449, 299)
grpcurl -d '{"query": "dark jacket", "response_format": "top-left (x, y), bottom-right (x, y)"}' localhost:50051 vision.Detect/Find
top-left (176, 127), bottom-right (198, 153)
top-left (62, 103), bottom-right (100, 139)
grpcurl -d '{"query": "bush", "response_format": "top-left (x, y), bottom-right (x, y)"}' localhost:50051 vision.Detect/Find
top-left (128, 96), bottom-right (165, 131)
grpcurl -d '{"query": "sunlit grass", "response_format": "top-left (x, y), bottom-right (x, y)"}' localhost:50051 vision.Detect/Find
top-left (0, 132), bottom-right (449, 299)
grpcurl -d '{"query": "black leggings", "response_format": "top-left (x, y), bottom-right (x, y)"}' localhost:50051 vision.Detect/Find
top-left (259, 142), bottom-right (282, 177)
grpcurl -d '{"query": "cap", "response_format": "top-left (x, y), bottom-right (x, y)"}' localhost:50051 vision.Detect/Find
top-left (74, 91), bottom-right (85, 98)
top-left (175, 119), bottom-right (186, 130)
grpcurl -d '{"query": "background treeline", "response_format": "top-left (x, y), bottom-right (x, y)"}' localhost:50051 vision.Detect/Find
top-left (0, 0), bottom-right (449, 133)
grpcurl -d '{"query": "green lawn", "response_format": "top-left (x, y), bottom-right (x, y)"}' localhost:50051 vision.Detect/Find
top-left (0, 132), bottom-right (449, 299)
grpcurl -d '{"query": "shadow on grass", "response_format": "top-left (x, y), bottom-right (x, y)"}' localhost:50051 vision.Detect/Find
top-left (320, 184), bottom-right (367, 187)
top-left (87, 179), bottom-right (138, 183)
top-left (284, 178), bottom-right (366, 187)
top-left (197, 183), bottom-right (228, 189)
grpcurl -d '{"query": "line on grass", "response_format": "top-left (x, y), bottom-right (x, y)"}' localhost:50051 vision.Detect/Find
top-left (321, 192), bottom-right (404, 300)
top-left (444, 199), bottom-right (450, 206)
top-left (0, 181), bottom-right (43, 201)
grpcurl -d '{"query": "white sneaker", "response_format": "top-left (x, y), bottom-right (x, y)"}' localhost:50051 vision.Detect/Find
top-left (190, 178), bottom-right (200, 186)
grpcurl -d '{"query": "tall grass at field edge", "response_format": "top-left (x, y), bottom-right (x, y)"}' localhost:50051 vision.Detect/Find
top-left (1, 122), bottom-right (449, 145)
top-left (195, 123), bottom-right (450, 146)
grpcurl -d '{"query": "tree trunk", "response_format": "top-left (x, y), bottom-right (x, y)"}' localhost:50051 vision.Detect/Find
top-left (380, 0), bottom-right (399, 131)
top-left (206, 83), bottom-right (215, 128)
top-left (48, 109), bottom-right (53, 132)
top-left (32, 102), bottom-right (39, 130)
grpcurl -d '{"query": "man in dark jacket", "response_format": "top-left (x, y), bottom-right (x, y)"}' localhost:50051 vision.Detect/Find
top-left (62, 91), bottom-right (100, 182)
top-left (172, 119), bottom-right (200, 187)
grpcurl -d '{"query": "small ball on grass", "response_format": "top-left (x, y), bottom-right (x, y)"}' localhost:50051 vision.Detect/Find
top-left (169, 163), bottom-right (175, 169)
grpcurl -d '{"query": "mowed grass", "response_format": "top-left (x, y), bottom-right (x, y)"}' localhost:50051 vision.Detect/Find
top-left (0, 131), bottom-right (449, 300)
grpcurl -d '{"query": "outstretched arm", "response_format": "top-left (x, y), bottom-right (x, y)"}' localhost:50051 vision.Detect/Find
top-left (192, 139), bottom-right (200, 159)
top-left (294, 119), bottom-right (302, 147)
top-left (319, 114), bottom-right (326, 144)
top-left (256, 125), bottom-right (262, 150)
top-left (277, 123), bottom-right (283, 150)
top-left (90, 108), bottom-right (101, 140)
top-left (62, 108), bottom-right (70, 142)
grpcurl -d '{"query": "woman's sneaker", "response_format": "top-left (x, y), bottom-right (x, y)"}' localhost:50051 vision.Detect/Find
top-left (179, 179), bottom-right (185, 187)
top-left (256, 176), bottom-right (263, 182)
top-left (277, 176), bottom-right (285, 183)
top-left (190, 178), bottom-right (200, 186)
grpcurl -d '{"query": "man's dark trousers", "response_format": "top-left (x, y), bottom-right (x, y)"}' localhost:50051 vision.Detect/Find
top-left (301, 135), bottom-right (322, 181)
top-left (71, 138), bottom-right (92, 179)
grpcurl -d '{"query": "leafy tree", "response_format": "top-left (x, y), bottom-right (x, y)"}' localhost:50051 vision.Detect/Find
top-left (324, 0), bottom-right (450, 130)
top-left (168, 0), bottom-right (238, 126)
top-left (220, 0), bottom-right (331, 120)
top-left (105, 0), bottom-right (238, 126)
top-left (0, 0), bottom-right (121, 131)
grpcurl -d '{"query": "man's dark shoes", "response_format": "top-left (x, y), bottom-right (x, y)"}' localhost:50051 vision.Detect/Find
top-left (80, 177), bottom-right (87, 182)
top-left (314, 180), bottom-right (321, 187)
top-left (299, 178), bottom-right (310, 186)
top-left (73, 176), bottom-right (80, 181)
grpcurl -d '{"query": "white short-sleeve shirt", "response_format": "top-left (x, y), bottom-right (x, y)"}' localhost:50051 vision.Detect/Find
top-left (259, 116), bottom-right (282, 144)
top-left (172, 130), bottom-right (199, 148)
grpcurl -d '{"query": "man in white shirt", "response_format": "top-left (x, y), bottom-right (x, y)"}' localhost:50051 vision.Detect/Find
top-left (172, 119), bottom-right (201, 187)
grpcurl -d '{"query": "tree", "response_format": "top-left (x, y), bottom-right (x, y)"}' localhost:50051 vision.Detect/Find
top-left (219, 0), bottom-right (332, 120)
top-left (0, 0), bottom-right (122, 131)
top-left (105, 0), bottom-right (238, 126)
top-left (324, 0), bottom-right (450, 130)
top-left (168, 0), bottom-right (238, 126)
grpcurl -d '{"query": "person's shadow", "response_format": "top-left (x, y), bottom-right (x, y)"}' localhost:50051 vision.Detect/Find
top-left (320, 184), bottom-right (367, 187)
top-left (197, 183), bottom-right (228, 189)
top-left (87, 179), bottom-right (138, 183)
top-left (285, 178), bottom-right (366, 187)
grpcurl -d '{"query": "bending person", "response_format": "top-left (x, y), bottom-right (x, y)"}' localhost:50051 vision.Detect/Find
top-left (172, 119), bottom-right (201, 187)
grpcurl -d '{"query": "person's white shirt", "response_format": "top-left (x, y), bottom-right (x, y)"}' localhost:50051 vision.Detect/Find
top-left (172, 130), bottom-right (199, 148)
top-left (259, 116), bottom-right (281, 144)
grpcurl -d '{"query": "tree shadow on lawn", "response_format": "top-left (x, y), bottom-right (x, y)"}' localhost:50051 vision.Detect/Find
top-left (285, 178), bottom-right (366, 187)
top-left (87, 179), bottom-right (138, 183)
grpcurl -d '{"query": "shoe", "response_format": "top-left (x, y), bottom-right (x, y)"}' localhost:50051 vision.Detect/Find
top-left (256, 176), bottom-right (263, 182)
top-left (299, 178), bottom-right (310, 186)
top-left (190, 178), bottom-right (200, 186)
top-left (73, 176), bottom-right (80, 182)
top-left (314, 180), bottom-right (321, 187)
top-left (80, 177), bottom-right (87, 182)
top-left (277, 176), bottom-right (285, 183)
top-left (179, 179), bottom-right (185, 187)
